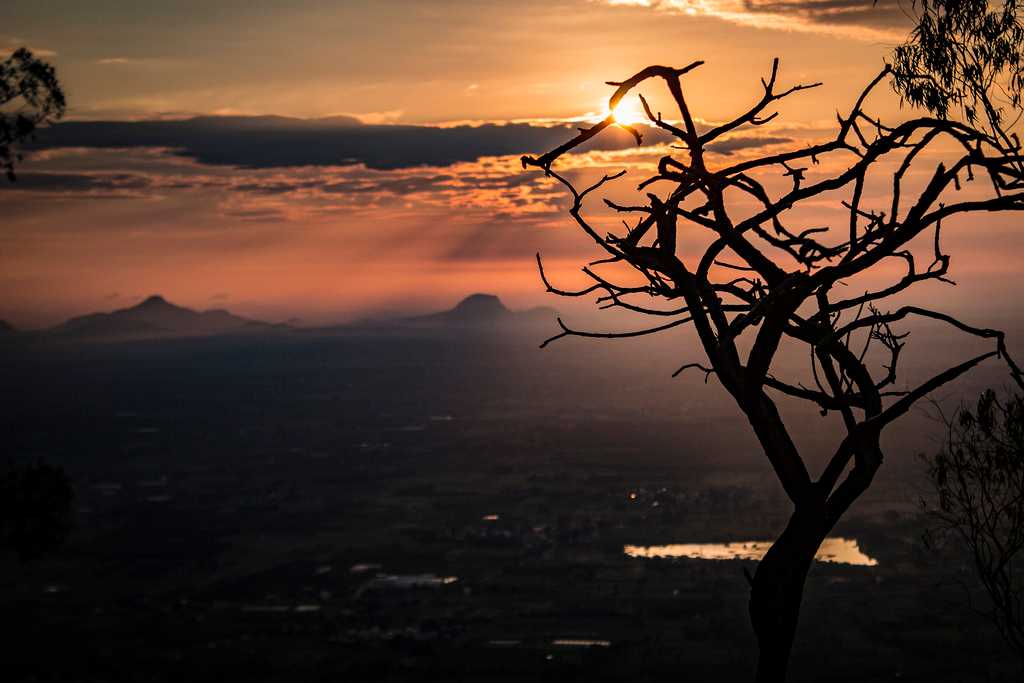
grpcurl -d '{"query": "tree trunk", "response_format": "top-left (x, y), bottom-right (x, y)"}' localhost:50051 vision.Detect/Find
top-left (748, 508), bottom-right (823, 683)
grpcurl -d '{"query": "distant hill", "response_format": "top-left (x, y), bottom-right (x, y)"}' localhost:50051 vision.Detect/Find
top-left (409, 294), bottom-right (557, 326)
top-left (51, 295), bottom-right (284, 341)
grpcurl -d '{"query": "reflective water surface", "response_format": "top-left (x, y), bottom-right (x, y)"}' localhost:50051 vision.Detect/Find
top-left (624, 537), bottom-right (878, 566)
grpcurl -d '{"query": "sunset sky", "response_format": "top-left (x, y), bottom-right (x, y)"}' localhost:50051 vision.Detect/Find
top-left (3, 0), bottom-right (1022, 328)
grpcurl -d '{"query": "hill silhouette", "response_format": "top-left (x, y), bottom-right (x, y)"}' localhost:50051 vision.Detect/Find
top-left (408, 293), bottom-right (556, 325)
top-left (4, 294), bottom-right (557, 342)
top-left (436, 293), bottom-right (509, 322)
top-left (51, 295), bottom-right (282, 341)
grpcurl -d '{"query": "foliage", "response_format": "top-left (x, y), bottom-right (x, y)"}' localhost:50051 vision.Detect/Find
top-left (892, 1), bottom-right (1024, 135)
top-left (924, 390), bottom-right (1024, 660)
top-left (0, 47), bottom-right (66, 181)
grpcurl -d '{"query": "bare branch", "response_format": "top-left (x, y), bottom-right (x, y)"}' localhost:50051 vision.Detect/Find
top-left (539, 315), bottom-right (693, 349)
top-left (673, 363), bottom-right (715, 382)
top-left (536, 253), bottom-right (602, 298)
top-left (523, 58), bottom-right (1022, 515)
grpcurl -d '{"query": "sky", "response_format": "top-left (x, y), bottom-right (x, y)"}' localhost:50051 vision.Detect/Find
top-left (2, 0), bottom-right (1022, 328)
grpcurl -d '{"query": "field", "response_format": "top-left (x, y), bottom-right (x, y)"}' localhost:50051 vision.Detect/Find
top-left (1, 322), bottom-right (1016, 682)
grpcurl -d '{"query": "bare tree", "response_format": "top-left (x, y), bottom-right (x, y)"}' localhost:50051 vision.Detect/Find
top-left (521, 59), bottom-right (1024, 681)
top-left (923, 390), bottom-right (1024, 667)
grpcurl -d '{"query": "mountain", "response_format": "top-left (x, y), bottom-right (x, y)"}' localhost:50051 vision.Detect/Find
top-left (0, 320), bottom-right (14, 334)
top-left (409, 294), bottom-right (557, 326)
top-left (437, 293), bottom-right (509, 322)
top-left (51, 295), bottom-right (284, 341)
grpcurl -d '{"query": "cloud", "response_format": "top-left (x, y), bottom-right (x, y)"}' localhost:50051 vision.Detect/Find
top-left (707, 134), bottom-right (792, 155)
top-left (7, 171), bottom-right (153, 196)
top-left (744, 0), bottom-right (908, 26)
top-left (349, 110), bottom-right (405, 125)
top-left (95, 56), bottom-right (190, 69)
top-left (599, 0), bottom-right (911, 40)
top-left (0, 113), bottom-right (824, 328)
top-left (27, 116), bottom-right (664, 170)
top-left (27, 115), bottom-right (791, 173)
top-left (7, 116), bottom-right (800, 243)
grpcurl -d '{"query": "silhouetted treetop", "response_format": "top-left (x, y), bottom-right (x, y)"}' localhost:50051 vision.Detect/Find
top-left (0, 47), bottom-right (65, 181)
top-left (892, 1), bottom-right (1024, 136)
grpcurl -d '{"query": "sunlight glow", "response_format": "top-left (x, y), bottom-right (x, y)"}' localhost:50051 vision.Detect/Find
top-left (605, 96), bottom-right (648, 127)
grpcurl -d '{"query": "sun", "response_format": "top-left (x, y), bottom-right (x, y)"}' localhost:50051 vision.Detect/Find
top-left (603, 96), bottom-right (648, 127)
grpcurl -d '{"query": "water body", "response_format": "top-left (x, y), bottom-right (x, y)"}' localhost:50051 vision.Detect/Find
top-left (553, 639), bottom-right (612, 648)
top-left (624, 537), bottom-right (878, 566)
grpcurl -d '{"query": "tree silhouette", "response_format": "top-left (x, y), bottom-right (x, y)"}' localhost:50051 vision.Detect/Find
top-left (892, 0), bottom-right (1024, 138)
top-left (923, 390), bottom-right (1024, 669)
top-left (522, 59), bottom-right (1024, 681)
top-left (1, 47), bottom-right (65, 181)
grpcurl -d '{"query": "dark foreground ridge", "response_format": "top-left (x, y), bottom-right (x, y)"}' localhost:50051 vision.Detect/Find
top-left (1, 322), bottom-right (1015, 682)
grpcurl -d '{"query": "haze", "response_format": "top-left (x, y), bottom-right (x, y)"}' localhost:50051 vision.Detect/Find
top-left (10, 0), bottom-right (1020, 328)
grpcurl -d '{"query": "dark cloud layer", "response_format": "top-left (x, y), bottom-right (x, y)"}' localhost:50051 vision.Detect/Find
top-left (743, 0), bottom-right (910, 28)
top-left (27, 116), bottom-right (789, 172)
top-left (10, 172), bottom-right (152, 193)
top-left (27, 116), bottom-right (654, 170)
